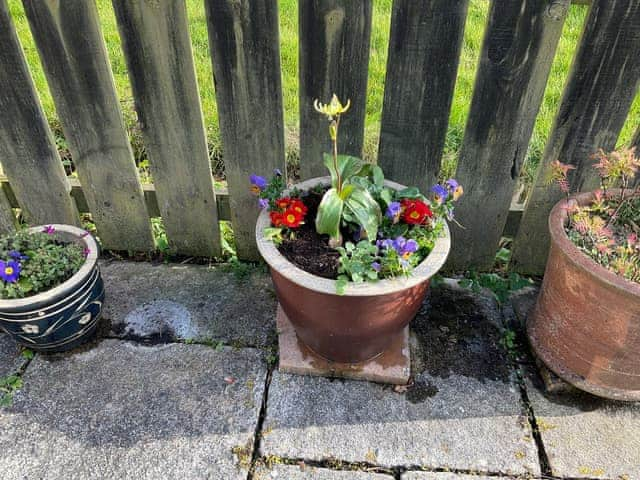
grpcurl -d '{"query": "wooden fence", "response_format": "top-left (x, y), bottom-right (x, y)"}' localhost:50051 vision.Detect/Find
top-left (0, 0), bottom-right (638, 275)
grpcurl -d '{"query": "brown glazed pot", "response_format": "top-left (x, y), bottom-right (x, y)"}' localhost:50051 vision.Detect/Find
top-left (529, 191), bottom-right (640, 401)
top-left (256, 177), bottom-right (451, 364)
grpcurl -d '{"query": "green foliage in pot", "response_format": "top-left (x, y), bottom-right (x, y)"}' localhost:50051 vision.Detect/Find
top-left (0, 226), bottom-right (87, 299)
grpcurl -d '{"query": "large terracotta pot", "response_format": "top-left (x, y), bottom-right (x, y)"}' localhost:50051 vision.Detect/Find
top-left (256, 177), bottom-right (451, 364)
top-left (529, 191), bottom-right (640, 401)
top-left (0, 224), bottom-right (105, 353)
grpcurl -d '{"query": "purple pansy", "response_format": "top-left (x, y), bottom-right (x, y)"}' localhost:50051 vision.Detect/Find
top-left (43, 225), bottom-right (55, 234)
top-left (385, 201), bottom-right (402, 222)
top-left (258, 198), bottom-right (269, 209)
top-left (445, 179), bottom-right (459, 191)
top-left (377, 238), bottom-right (394, 250)
top-left (250, 174), bottom-right (267, 190)
top-left (0, 260), bottom-right (21, 283)
top-left (392, 236), bottom-right (418, 258)
top-left (431, 184), bottom-right (448, 204)
top-left (371, 261), bottom-right (381, 272)
top-left (274, 168), bottom-right (283, 177)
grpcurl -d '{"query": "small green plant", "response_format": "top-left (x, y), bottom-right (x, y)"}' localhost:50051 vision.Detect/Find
top-left (459, 271), bottom-right (533, 305)
top-left (0, 227), bottom-right (87, 299)
top-left (0, 374), bottom-right (23, 407)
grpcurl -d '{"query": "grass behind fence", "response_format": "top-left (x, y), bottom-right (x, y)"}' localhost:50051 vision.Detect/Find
top-left (7, 0), bottom-right (640, 186)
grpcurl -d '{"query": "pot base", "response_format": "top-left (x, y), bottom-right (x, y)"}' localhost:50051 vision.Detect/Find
top-left (276, 305), bottom-right (410, 385)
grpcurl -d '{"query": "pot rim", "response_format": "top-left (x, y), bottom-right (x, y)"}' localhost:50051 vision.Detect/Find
top-left (549, 190), bottom-right (640, 297)
top-left (0, 224), bottom-right (99, 308)
top-left (256, 176), bottom-right (451, 296)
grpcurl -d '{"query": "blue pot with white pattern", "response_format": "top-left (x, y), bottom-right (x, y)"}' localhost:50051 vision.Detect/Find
top-left (0, 225), bottom-right (105, 352)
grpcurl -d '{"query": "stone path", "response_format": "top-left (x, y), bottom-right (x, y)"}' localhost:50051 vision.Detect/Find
top-left (0, 261), bottom-right (638, 479)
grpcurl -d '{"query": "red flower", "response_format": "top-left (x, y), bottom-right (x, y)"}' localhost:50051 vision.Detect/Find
top-left (275, 198), bottom-right (291, 210)
top-left (289, 198), bottom-right (308, 215)
top-left (269, 211), bottom-right (284, 227)
top-left (401, 199), bottom-right (432, 225)
top-left (282, 208), bottom-right (303, 228)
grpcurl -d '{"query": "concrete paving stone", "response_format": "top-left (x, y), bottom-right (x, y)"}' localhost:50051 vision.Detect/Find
top-left (262, 281), bottom-right (539, 476)
top-left (100, 260), bottom-right (277, 347)
top-left (402, 473), bottom-right (514, 480)
top-left (255, 464), bottom-right (392, 479)
top-left (525, 370), bottom-right (640, 479)
top-left (0, 339), bottom-right (267, 480)
top-left (0, 334), bottom-right (24, 377)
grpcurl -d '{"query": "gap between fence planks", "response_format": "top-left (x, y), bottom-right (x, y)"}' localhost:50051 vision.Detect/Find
top-left (447, 0), bottom-right (571, 271)
top-left (112, 0), bottom-right (220, 257)
top-left (511, 0), bottom-right (640, 274)
top-left (205, 0), bottom-right (285, 260)
top-left (22, 0), bottom-right (154, 252)
top-left (299, 0), bottom-right (372, 179)
top-left (0, 0), bottom-right (78, 227)
top-left (378, 0), bottom-right (469, 194)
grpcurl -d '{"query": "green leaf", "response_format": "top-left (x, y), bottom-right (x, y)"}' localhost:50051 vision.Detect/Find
top-left (396, 187), bottom-right (427, 202)
top-left (17, 278), bottom-right (33, 293)
top-left (323, 153), bottom-right (363, 189)
top-left (344, 188), bottom-right (382, 240)
top-left (263, 227), bottom-right (284, 245)
top-left (315, 188), bottom-right (344, 240)
top-left (336, 276), bottom-right (348, 295)
top-left (380, 188), bottom-right (393, 206)
top-left (372, 165), bottom-right (384, 187)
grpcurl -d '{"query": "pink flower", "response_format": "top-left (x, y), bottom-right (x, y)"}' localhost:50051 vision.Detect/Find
top-left (43, 225), bottom-right (55, 234)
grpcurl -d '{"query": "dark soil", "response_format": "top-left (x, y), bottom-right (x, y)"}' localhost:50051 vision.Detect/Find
top-left (277, 191), bottom-right (341, 279)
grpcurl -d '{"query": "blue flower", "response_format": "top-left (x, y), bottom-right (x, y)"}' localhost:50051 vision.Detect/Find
top-left (249, 174), bottom-right (267, 195)
top-left (392, 236), bottom-right (418, 258)
top-left (431, 184), bottom-right (448, 204)
top-left (371, 261), bottom-right (381, 272)
top-left (8, 250), bottom-right (28, 261)
top-left (377, 238), bottom-right (394, 250)
top-left (258, 198), bottom-right (269, 209)
top-left (274, 168), bottom-right (283, 177)
top-left (385, 201), bottom-right (402, 222)
top-left (0, 260), bottom-right (21, 283)
top-left (446, 178), bottom-right (463, 200)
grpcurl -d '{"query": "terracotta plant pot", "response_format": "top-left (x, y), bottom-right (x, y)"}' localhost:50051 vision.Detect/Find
top-left (0, 224), bottom-right (105, 353)
top-left (256, 177), bottom-right (451, 364)
top-left (529, 191), bottom-right (640, 401)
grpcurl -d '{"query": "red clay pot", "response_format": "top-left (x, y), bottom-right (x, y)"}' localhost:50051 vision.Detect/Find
top-left (256, 177), bottom-right (451, 364)
top-left (529, 191), bottom-right (640, 401)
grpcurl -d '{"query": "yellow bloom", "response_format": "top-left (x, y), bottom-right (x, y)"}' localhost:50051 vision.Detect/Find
top-left (313, 94), bottom-right (351, 119)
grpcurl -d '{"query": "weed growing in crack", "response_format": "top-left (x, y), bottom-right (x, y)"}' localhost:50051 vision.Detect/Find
top-left (0, 374), bottom-right (23, 407)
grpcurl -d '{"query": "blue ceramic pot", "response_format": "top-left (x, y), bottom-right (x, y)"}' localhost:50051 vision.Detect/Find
top-left (0, 225), bottom-right (105, 352)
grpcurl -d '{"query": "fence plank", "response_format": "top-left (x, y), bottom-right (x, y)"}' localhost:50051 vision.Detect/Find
top-left (447, 0), bottom-right (570, 270)
top-left (511, 0), bottom-right (640, 274)
top-left (0, 0), bottom-right (78, 226)
top-left (299, 0), bottom-right (372, 179)
top-left (0, 188), bottom-right (15, 235)
top-left (378, 0), bottom-right (469, 193)
top-left (632, 125), bottom-right (640, 187)
top-left (22, 0), bottom-right (153, 252)
top-left (112, 0), bottom-right (220, 257)
top-left (205, 0), bottom-right (285, 260)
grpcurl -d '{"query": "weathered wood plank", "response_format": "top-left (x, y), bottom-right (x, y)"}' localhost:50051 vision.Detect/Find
top-left (112, 0), bottom-right (220, 256)
top-left (0, 187), bottom-right (16, 236)
top-left (22, 0), bottom-right (153, 252)
top-left (205, 0), bottom-right (285, 260)
top-left (378, 0), bottom-right (469, 192)
top-left (299, 0), bottom-right (372, 179)
top-left (632, 125), bottom-right (640, 187)
top-left (511, 0), bottom-right (640, 274)
top-left (448, 0), bottom-right (571, 270)
top-left (0, 0), bottom-right (78, 226)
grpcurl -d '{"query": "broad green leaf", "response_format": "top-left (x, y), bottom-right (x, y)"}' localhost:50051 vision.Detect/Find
top-left (372, 165), bottom-right (384, 187)
top-left (315, 188), bottom-right (344, 240)
top-left (323, 153), bottom-right (363, 188)
top-left (339, 183), bottom-right (355, 201)
top-left (336, 276), bottom-right (348, 295)
top-left (380, 188), bottom-right (393, 206)
top-left (396, 187), bottom-right (427, 202)
top-left (344, 187), bottom-right (382, 240)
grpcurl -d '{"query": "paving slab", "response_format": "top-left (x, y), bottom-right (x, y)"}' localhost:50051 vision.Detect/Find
top-left (100, 260), bottom-right (277, 347)
top-left (0, 339), bottom-right (267, 480)
top-left (525, 370), bottom-right (640, 479)
top-left (402, 473), bottom-right (512, 480)
top-left (255, 464), bottom-right (392, 479)
top-left (0, 334), bottom-right (23, 377)
top-left (261, 282), bottom-right (539, 476)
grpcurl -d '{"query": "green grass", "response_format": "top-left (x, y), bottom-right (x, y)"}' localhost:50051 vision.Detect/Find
top-left (7, 0), bottom-right (639, 185)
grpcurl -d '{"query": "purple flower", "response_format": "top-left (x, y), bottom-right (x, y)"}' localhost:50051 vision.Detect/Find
top-left (385, 201), bottom-right (402, 223)
top-left (371, 261), bottom-right (381, 272)
top-left (431, 184), bottom-right (448, 204)
top-left (258, 198), bottom-right (269, 209)
top-left (80, 231), bottom-right (90, 238)
top-left (249, 174), bottom-right (267, 195)
top-left (43, 225), bottom-right (55, 234)
top-left (83, 248), bottom-right (91, 257)
top-left (392, 236), bottom-right (418, 258)
top-left (8, 250), bottom-right (28, 261)
top-left (0, 260), bottom-right (20, 283)
top-left (445, 179), bottom-right (459, 190)
top-left (274, 168), bottom-right (283, 177)
top-left (446, 178), bottom-right (463, 200)
top-left (377, 238), bottom-right (394, 250)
